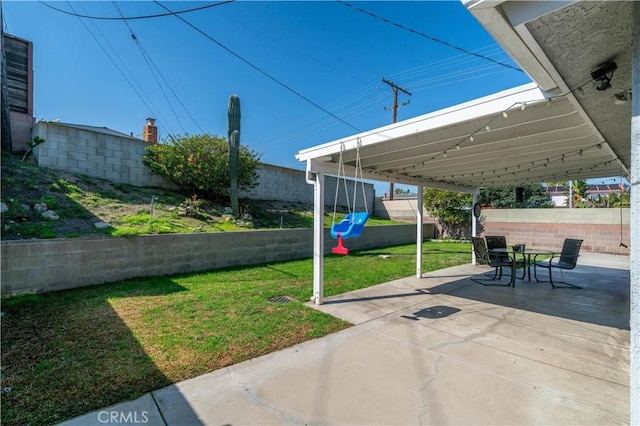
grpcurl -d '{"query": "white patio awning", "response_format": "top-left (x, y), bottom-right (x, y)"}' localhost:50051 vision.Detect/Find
top-left (296, 82), bottom-right (624, 192)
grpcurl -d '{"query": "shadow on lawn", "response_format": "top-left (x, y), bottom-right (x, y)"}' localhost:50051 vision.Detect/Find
top-left (345, 247), bottom-right (471, 258)
top-left (0, 278), bottom-right (204, 426)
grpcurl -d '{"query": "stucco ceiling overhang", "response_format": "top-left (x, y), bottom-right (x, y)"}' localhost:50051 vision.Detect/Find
top-left (465, 0), bottom-right (633, 171)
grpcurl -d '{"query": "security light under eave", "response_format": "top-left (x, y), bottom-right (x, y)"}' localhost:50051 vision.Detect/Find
top-left (613, 91), bottom-right (630, 105)
top-left (590, 60), bottom-right (617, 91)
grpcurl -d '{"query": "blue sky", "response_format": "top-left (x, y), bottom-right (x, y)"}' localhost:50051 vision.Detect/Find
top-left (3, 1), bottom-right (559, 193)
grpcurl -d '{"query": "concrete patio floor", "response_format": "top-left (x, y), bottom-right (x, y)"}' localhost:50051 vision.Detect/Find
top-left (62, 253), bottom-right (630, 425)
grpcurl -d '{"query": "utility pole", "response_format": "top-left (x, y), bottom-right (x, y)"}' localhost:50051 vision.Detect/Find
top-left (382, 78), bottom-right (411, 200)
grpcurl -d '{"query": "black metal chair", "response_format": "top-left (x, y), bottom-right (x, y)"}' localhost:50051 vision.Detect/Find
top-left (471, 236), bottom-right (512, 286)
top-left (485, 235), bottom-right (526, 279)
top-left (533, 238), bottom-right (583, 289)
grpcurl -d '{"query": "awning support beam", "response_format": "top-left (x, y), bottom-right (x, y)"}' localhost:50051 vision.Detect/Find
top-left (306, 160), bottom-right (325, 305)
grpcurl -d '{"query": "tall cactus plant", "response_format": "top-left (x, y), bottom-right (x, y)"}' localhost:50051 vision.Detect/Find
top-left (227, 94), bottom-right (241, 217)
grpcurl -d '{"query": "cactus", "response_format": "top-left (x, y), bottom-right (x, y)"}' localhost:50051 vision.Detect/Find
top-left (227, 94), bottom-right (241, 217)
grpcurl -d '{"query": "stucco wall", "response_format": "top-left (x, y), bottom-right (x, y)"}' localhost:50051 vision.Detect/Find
top-left (0, 224), bottom-right (434, 297)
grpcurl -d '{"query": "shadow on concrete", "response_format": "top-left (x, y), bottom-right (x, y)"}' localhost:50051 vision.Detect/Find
top-left (401, 305), bottom-right (461, 320)
top-left (0, 278), bottom-right (204, 425)
top-left (428, 264), bottom-right (630, 330)
top-left (323, 288), bottom-right (430, 305)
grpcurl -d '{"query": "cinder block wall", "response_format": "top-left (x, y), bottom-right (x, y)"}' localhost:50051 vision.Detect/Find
top-left (241, 163), bottom-right (374, 211)
top-left (0, 224), bottom-right (434, 297)
top-left (32, 121), bottom-right (175, 189)
top-left (31, 122), bottom-right (374, 210)
top-left (374, 198), bottom-right (436, 223)
top-left (480, 208), bottom-right (630, 255)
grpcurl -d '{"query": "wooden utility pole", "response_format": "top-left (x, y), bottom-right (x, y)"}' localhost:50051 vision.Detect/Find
top-left (382, 78), bottom-right (411, 199)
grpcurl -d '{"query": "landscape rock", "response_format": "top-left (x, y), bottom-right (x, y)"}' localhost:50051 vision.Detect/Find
top-left (222, 214), bottom-right (234, 222)
top-left (224, 207), bottom-right (233, 214)
top-left (0, 202), bottom-right (7, 213)
top-left (243, 213), bottom-right (253, 221)
top-left (94, 221), bottom-right (111, 229)
top-left (41, 210), bottom-right (59, 221)
top-left (19, 204), bottom-right (31, 212)
top-left (34, 202), bottom-right (48, 213)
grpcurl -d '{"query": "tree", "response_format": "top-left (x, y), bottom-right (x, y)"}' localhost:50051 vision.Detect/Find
top-left (477, 184), bottom-right (552, 208)
top-left (565, 180), bottom-right (589, 207)
top-left (592, 185), bottom-right (631, 208)
top-left (422, 188), bottom-right (472, 239)
top-left (612, 186), bottom-right (631, 207)
top-left (143, 134), bottom-right (260, 199)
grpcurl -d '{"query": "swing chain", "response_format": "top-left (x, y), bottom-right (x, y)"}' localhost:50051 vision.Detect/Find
top-left (332, 139), bottom-right (368, 225)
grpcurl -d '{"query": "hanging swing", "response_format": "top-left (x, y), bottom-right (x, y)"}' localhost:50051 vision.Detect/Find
top-left (330, 141), bottom-right (369, 255)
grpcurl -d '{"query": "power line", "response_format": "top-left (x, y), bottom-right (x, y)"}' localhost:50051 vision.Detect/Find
top-left (338, 0), bottom-right (524, 74)
top-left (152, 0), bottom-right (361, 133)
top-left (111, 1), bottom-right (188, 134)
top-left (38, 0), bottom-right (234, 21)
top-left (386, 46), bottom-right (509, 82)
top-left (66, 1), bottom-right (176, 137)
top-left (75, 2), bottom-right (168, 131)
top-left (259, 46), bottom-right (514, 156)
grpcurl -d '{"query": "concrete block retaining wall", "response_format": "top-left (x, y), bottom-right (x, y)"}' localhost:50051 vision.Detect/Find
top-left (374, 198), bottom-right (435, 223)
top-left (242, 164), bottom-right (374, 212)
top-left (31, 121), bottom-right (374, 211)
top-left (0, 224), bottom-right (434, 297)
top-left (32, 121), bottom-right (176, 189)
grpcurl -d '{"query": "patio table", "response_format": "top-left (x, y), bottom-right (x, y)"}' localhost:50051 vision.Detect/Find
top-left (490, 247), bottom-right (554, 286)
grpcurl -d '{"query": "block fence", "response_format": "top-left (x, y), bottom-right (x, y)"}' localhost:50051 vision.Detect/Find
top-left (0, 224), bottom-right (434, 297)
top-left (32, 121), bottom-right (175, 189)
top-left (31, 121), bottom-right (374, 211)
top-left (480, 208), bottom-right (630, 255)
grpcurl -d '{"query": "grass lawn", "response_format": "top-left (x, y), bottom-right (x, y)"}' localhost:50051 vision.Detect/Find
top-left (0, 241), bottom-right (470, 425)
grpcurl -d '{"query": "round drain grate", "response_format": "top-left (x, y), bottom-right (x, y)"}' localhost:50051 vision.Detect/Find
top-left (268, 296), bottom-right (293, 304)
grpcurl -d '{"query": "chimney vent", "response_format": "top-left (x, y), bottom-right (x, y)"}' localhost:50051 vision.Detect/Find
top-left (143, 117), bottom-right (157, 143)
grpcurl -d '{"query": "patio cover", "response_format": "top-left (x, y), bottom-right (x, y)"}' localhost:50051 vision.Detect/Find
top-left (296, 82), bottom-right (626, 193)
top-left (296, 2), bottom-right (638, 420)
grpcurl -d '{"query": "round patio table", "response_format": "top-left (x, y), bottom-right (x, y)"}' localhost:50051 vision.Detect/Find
top-left (490, 247), bottom-right (555, 286)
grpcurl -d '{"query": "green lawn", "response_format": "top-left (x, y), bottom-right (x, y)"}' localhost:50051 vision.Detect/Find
top-left (0, 241), bottom-right (470, 425)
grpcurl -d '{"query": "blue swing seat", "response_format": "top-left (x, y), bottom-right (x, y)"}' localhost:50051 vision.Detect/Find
top-left (330, 212), bottom-right (369, 239)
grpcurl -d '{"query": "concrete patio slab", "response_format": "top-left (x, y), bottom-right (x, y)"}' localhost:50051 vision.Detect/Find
top-left (60, 253), bottom-right (630, 425)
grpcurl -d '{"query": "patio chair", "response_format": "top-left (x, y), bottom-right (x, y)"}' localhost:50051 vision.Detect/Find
top-left (533, 238), bottom-right (583, 289)
top-left (485, 235), bottom-right (526, 279)
top-left (471, 236), bottom-right (512, 286)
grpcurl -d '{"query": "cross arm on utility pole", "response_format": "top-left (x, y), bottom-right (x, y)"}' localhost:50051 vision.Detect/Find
top-left (382, 78), bottom-right (412, 199)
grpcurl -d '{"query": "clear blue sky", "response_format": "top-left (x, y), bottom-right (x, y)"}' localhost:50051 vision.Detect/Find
top-left (6, 1), bottom-right (618, 193)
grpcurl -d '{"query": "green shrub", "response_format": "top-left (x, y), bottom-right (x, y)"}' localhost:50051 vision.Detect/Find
top-left (40, 196), bottom-right (58, 210)
top-left (143, 134), bottom-right (260, 199)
